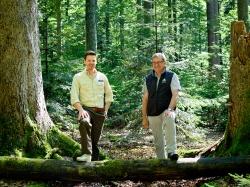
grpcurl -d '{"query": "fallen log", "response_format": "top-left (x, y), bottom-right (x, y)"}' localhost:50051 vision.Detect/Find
top-left (0, 156), bottom-right (249, 181)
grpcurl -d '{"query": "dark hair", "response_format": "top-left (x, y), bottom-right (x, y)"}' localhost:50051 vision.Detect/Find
top-left (84, 50), bottom-right (96, 60)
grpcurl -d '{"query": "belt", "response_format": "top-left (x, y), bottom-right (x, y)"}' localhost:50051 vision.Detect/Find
top-left (83, 106), bottom-right (105, 113)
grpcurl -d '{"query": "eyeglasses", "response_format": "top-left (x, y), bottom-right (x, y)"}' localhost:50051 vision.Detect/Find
top-left (152, 61), bottom-right (163, 65)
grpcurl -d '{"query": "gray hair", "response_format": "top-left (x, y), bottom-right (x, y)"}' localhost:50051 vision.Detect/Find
top-left (152, 53), bottom-right (167, 64)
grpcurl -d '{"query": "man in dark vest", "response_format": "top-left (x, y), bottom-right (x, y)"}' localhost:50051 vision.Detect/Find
top-left (142, 53), bottom-right (181, 160)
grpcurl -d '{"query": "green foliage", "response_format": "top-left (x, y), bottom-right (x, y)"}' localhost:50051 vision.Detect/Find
top-left (229, 173), bottom-right (250, 186)
top-left (26, 182), bottom-right (49, 187)
top-left (39, 0), bottom-right (234, 150)
top-left (201, 174), bottom-right (250, 187)
top-left (38, 0), bottom-right (85, 62)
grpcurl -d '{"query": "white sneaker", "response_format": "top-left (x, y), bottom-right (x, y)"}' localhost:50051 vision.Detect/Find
top-left (76, 154), bottom-right (92, 162)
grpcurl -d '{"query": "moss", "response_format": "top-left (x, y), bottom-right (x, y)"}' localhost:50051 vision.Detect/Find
top-left (47, 127), bottom-right (80, 157)
top-left (94, 160), bottom-right (128, 179)
top-left (178, 148), bottom-right (202, 158)
top-left (0, 116), bottom-right (79, 158)
top-left (26, 182), bottom-right (49, 187)
top-left (23, 118), bottom-right (50, 158)
top-left (93, 159), bottom-right (164, 180)
top-left (215, 120), bottom-right (250, 157)
top-left (228, 110), bottom-right (250, 155)
top-left (0, 116), bottom-right (51, 158)
top-left (0, 117), bottom-right (26, 155)
top-left (226, 129), bottom-right (250, 156)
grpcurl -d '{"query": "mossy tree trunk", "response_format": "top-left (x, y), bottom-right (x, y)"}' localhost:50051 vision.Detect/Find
top-left (0, 156), bottom-right (249, 181)
top-left (0, 0), bottom-right (79, 157)
top-left (216, 21), bottom-right (250, 156)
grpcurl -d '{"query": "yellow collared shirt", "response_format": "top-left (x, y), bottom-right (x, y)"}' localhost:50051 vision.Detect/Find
top-left (70, 69), bottom-right (113, 108)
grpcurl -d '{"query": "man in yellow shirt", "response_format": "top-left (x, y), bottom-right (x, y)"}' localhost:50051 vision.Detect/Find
top-left (71, 50), bottom-right (113, 162)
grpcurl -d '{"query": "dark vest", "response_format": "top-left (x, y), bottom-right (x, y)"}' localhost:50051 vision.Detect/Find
top-left (146, 70), bottom-right (173, 116)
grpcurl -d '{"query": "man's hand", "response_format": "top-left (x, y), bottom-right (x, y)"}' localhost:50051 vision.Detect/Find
top-left (104, 111), bottom-right (108, 119)
top-left (142, 117), bottom-right (149, 129)
top-left (78, 109), bottom-right (89, 120)
top-left (164, 109), bottom-right (175, 118)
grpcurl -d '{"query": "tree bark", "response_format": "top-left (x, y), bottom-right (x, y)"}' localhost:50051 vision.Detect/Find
top-left (237, 0), bottom-right (249, 31)
top-left (56, 0), bottom-right (62, 58)
top-left (167, 0), bottom-right (172, 34)
top-left (172, 0), bottom-right (179, 61)
top-left (136, 0), bottom-right (143, 51)
top-left (119, 0), bottom-right (125, 54)
top-left (0, 0), bottom-right (53, 155)
top-left (0, 0), bottom-right (79, 157)
top-left (222, 21), bottom-right (250, 155)
top-left (206, 0), bottom-right (221, 66)
top-left (86, 0), bottom-right (97, 52)
top-left (201, 21), bottom-right (250, 157)
top-left (143, 0), bottom-right (153, 39)
top-left (105, 0), bottom-right (110, 48)
top-left (0, 156), bottom-right (249, 181)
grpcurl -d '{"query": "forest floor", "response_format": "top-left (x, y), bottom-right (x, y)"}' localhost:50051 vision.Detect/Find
top-left (0, 120), bottom-right (236, 187)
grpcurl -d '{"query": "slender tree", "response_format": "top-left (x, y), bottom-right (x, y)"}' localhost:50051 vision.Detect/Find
top-left (136, 0), bottom-right (143, 51)
top-left (65, 0), bottom-right (70, 18)
top-left (136, 0), bottom-right (154, 61)
top-left (206, 0), bottom-right (221, 66)
top-left (143, 0), bottom-right (153, 38)
top-left (86, 0), bottom-right (97, 51)
top-left (55, 0), bottom-right (62, 58)
top-left (173, 0), bottom-right (179, 61)
top-left (168, 0), bottom-right (172, 34)
top-left (119, 0), bottom-right (125, 53)
top-left (105, 0), bottom-right (110, 48)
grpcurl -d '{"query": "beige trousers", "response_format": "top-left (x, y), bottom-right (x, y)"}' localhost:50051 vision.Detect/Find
top-left (148, 111), bottom-right (177, 159)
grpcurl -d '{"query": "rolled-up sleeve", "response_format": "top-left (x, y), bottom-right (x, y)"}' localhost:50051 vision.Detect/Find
top-left (70, 75), bottom-right (80, 106)
top-left (103, 75), bottom-right (113, 103)
top-left (171, 73), bottom-right (181, 92)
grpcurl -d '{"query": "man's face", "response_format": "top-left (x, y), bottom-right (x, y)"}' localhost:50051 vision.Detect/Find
top-left (84, 55), bottom-right (97, 71)
top-left (152, 56), bottom-right (165, 73)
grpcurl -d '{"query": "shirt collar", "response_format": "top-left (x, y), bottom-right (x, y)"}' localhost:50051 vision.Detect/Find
top-left (152, 68), bottom-right (166, 78)
top-left (84, 68), bottom-right (97, 78)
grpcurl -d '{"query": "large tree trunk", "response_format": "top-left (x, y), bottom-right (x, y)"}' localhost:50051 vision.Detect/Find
top-left (222, 21), bottom-right (250, 155)
top-left (0, 0), bottom-right (79, 157)
top-left (206, 21), bottom-right (250, 157)
top-left (0, 0), bottom-right (52, 155)
top-left (0, 156), bottom-right (249, 181)
top-left (86, 0), bottom-right (97, 52)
